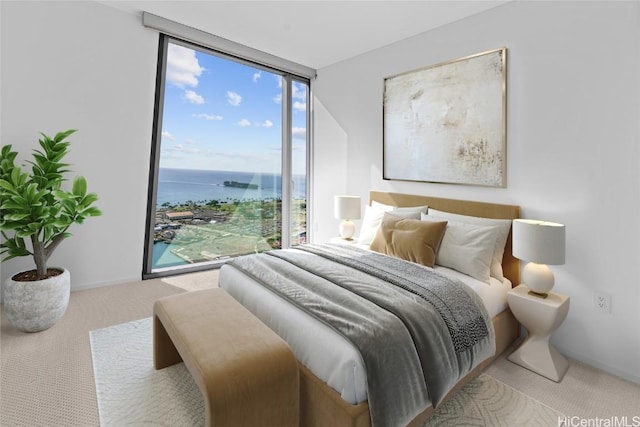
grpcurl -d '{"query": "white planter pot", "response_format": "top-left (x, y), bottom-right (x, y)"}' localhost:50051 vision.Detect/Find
top-left (3, 268), bottom-right (70, 333)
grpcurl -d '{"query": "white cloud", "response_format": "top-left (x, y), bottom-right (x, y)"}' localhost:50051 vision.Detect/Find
top-left (162, 131), bottom-right (176, 141)
top-left (256, 120), bottom-right (273, 128)
top-left (292, 142), bottom-right (306, 152)
top-left (292, 82), bottom-right (307, 100)
top-left (166, 44), bottom-right (204, 88)
top-left (227, 91), bottom-right (242, 106)
top-left (184, 90), bottom-right (205, 104)
top-left (237, 118), bottom-right (251, 127)
top-left (292, 127), bottom-right (306, 139)
top-left (272, 82), bottom-right (307, 107)
top-left (193, 113), bottom-right (223, 121)
top-left (253, 71), bottom-right (261, 83)
top-left (171, 144), bottom-right (200, 154)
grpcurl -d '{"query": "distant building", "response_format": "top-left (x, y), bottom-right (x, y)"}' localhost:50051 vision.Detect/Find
top-left (165, 211), bottom-right (194, 221)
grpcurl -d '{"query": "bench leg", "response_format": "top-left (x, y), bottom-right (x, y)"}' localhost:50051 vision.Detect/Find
top-left (153, 315), bottom-right (183, 369)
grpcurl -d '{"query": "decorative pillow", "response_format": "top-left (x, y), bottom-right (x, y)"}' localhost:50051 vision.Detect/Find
top-left (426, 209), bottom-right (513, 281)
top-left (422, 215), bottom-right (498, 283)
top-left (370, 213), bottom-right (447, 268)
top-left (358, 203), bottom-right (428, 246)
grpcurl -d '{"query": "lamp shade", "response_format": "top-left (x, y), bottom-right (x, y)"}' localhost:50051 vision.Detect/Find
top-left (334, 195), bottom-right (361, 220)
top-left (512, 219), bottom-right (565, 265)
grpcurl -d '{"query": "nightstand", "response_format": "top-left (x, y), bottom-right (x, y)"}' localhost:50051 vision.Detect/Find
top-left (329, 237), bottom-right (359, 245)
top-left (507, 284), bottom-right (570, 382)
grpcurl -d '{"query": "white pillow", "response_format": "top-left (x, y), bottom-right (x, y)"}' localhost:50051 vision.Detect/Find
top-left (422, 215), bottom-right (498, 283)
top-left (359, 205), bottom-right (392, 245)
top-left (358, 203), bottom-right (428, 246)
top-left (427, 208), bottom-right (512, 281)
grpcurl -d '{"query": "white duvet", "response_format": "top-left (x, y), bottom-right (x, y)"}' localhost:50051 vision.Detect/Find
top-left (219, 257), bottom-right (510, 405)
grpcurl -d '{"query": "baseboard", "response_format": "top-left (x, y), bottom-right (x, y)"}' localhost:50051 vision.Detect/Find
top-left (69, 276), bottom-right (142, 293)
top-left (560, 348), bottom-right (640, 386)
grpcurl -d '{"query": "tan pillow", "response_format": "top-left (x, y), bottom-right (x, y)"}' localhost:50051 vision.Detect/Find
top-left (370, 213), bottom-right (447, 267)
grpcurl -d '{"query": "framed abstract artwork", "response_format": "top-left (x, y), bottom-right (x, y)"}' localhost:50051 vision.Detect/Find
top-left (383, 47), bottom-right (507, 187)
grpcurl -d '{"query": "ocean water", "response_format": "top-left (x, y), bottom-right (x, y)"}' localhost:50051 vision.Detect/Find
top-left (156, 168), bottom-right (306, 206)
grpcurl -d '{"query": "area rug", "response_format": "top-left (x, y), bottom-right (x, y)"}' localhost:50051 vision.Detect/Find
top-left (423, 373), bottom-right (563, 426)
top-left (90, 318), bottom-right (563, 426)
top-left (90, 317), bottom-right (205, 426)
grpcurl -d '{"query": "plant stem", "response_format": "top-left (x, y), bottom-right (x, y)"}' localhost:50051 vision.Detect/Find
top-left (44, 234), bottom-right (67, 262)
top-left (31, 236), bottom-right (47, 277)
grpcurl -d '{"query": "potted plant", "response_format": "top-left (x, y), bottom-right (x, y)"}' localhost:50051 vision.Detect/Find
top-left (0, 130), bottom-right (101, 332)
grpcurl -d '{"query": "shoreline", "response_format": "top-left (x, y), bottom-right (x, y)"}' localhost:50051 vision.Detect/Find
top-left (152, 197), bottom-right (307, 269)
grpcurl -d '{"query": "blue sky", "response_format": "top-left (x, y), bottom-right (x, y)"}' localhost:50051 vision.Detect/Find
top-left (159, 42), bottom-right (308, 174)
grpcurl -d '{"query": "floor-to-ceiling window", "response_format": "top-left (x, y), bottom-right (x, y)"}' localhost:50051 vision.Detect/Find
top-left (143, 35), bottom-right (310, 278)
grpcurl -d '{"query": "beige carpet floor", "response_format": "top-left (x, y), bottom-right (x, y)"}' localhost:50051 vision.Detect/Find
top-left (2, 268), bottom-right (639, 426)
top-left (0, 270), bottom-right (218, 427)
top-left (486, 344), bottom-right (640, 420)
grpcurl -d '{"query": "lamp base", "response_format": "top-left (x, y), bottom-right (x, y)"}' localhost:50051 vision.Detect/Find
top-left (522, 262), bottom-right (555, 295)
top-left (528, 290), bottom-right (549, 299)
top-left (339, 220), bottom-right (355, 240)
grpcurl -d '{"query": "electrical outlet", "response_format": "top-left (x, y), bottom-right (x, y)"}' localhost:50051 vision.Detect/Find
top-left (593, 291), bottom-right (611, 314)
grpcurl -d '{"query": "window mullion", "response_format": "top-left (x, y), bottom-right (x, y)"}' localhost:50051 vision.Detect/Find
top-left (281, 75), bottom-right (292, 249)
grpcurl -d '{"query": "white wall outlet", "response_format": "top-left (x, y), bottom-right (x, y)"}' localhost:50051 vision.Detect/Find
top-left (593, 291), bottom-right (611, 314)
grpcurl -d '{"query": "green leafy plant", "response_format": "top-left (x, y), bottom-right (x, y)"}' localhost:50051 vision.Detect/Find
top-left (0, 130), bottom-right (102, 279)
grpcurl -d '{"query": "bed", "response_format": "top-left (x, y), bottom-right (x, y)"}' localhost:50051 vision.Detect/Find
top-left (219, 191), bottom-right (520, 426)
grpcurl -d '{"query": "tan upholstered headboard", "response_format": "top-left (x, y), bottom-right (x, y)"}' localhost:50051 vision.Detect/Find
top-left (369, 191), bottom-right (521, 287)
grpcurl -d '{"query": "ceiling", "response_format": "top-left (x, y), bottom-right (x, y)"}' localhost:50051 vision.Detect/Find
top-left (100, 1), bottom-right (509, 70)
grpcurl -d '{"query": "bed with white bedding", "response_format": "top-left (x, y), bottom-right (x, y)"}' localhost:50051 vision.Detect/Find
top-left (221, 260), bottom-right (510, 407)
top-left (218, 191), bottom-right (521, 427)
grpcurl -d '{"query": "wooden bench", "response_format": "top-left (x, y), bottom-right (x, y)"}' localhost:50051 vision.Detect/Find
top-left (153, 288), bottom-right (299, 427)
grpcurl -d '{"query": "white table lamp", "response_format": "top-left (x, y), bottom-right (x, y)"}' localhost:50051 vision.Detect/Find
top-left (512, 219), bottom-right (565, 298)
top-left (334, 195), bottom-right (361, 240)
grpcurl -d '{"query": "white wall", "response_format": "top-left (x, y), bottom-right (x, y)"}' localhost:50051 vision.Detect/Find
top-left (313, 1), bottom-right (640, 383)
top-left (311, 99), bottom-right (349, 242)
top-left (1, 1), bottom-right (159, 289)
